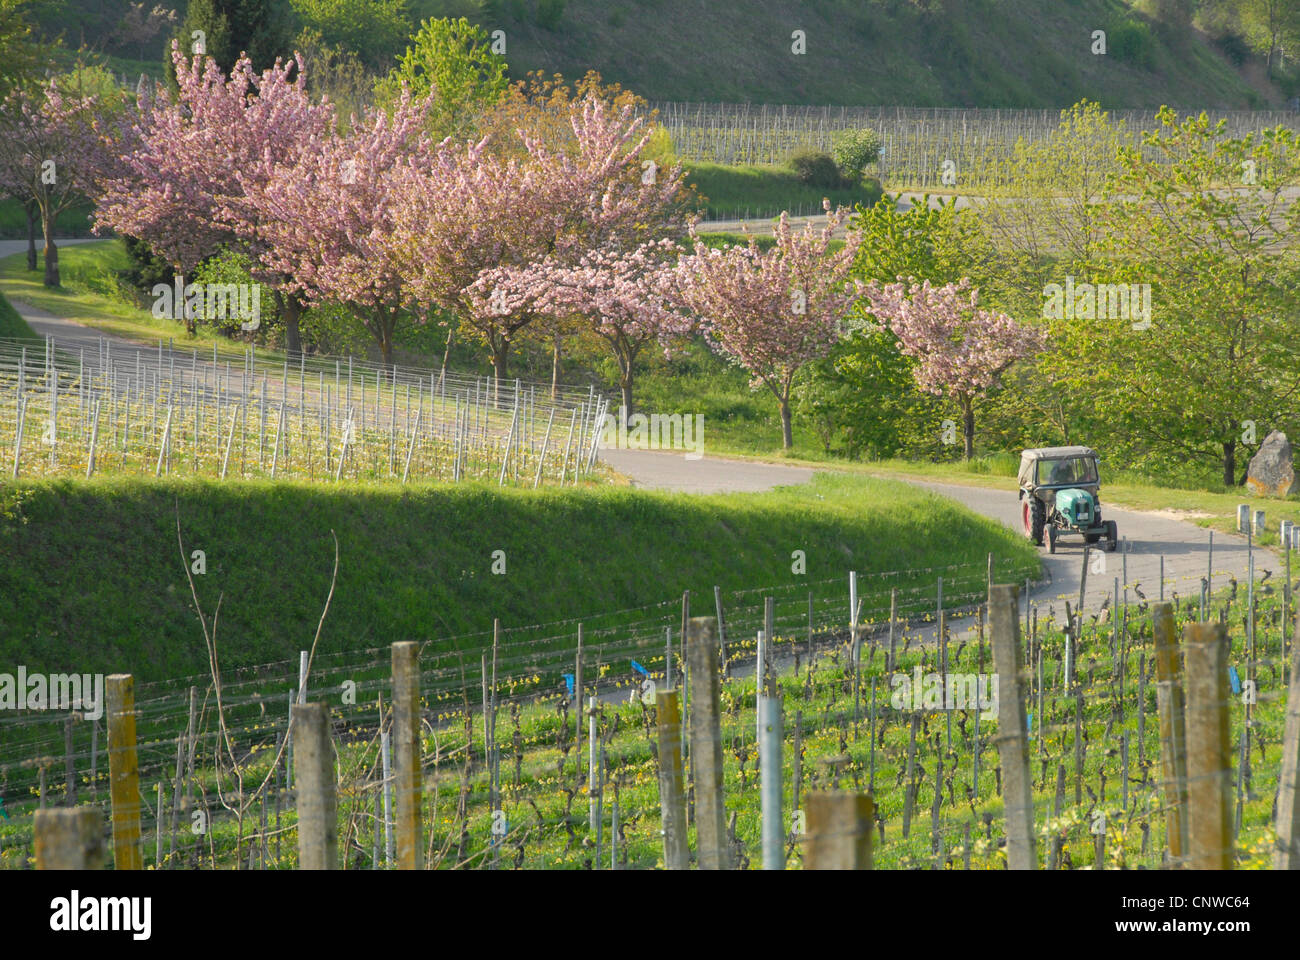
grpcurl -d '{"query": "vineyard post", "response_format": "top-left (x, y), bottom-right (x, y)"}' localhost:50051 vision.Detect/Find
top-left (759, 693), bottom-right (784, 869)
top-left (755, 629), bottom-right (765, 751)
top-left (686, 616), bottom-right (728, 869)
top-left (381, 729), bottom-right (393, 865)
top-left (851, 572), bottom-right (860, 742)
top-left (655, 689), bottom-right (688, 869)
top-left (1153, 603), bottom-right (1189, 860)
top-left (34, 807), bottom-right (104, 870)
top-left (714, 586), bottom-right (727, 677)
top-left (63, 714), bottom-right (76, 806)
top-left (1183, 621), bottom-right (1232, 870)
top-left (764, 596), bottom-right (774, 691)
top-left (990, 584), bottom-right (1036, 870)
top-left (887, 587), bottom-right (897, 672)
top-left (106, 674), bottom-right (142, 870)
top-left (588, 696), bottom-right (598, 831)
top-left (1275, 608), bottom-right (1300, 868)
top-left (391, 641), bottom-right (423, 870)
top-left (902, 714), bottom-right (918, 838)
top-left (575, 625), bottom-right (583, 775)
top-left (803, 792), bottom-right (873, 869)
top-left (292, 702), bottom-right (337, 870)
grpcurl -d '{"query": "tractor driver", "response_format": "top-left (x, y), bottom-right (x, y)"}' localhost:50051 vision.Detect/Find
top-left (1048, 459), bottom-right (1073, 484)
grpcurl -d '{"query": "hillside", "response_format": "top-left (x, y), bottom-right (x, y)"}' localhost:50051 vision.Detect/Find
top-left (38, 0), bottom-right (1289, 110)
top-left (478, 0), bottom-right (1283, 108)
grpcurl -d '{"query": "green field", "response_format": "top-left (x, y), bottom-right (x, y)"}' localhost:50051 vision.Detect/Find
top-left (683, 161), bottom-right (882, 221)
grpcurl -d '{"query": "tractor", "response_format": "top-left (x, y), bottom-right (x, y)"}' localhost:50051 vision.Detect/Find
top-left (1017, 446), bottom-right (1118, 554)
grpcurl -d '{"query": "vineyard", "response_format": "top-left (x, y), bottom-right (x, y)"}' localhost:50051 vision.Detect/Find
top-left (653, 102), bottom-right (1300, 191)
top-left (0, 335), bottom-right (607, 487)
top-left (4, 543), bottom-right (1296, 870)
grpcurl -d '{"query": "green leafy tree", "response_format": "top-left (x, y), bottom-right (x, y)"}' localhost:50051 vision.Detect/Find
top-left (830, 128), bottom-right (881, 184)
top-left (800, 195), bottom-right (996, 461)
top-left (1070, 107), bottom-right (1300, 486)
top-left (0, 0), bottom-right (43, 101)
top-left (373, 16), bottom-right (506, 140)
top-left (173, 0), bottom-right (295, 74)
top-left (289, 0), bottom-right (412, 69)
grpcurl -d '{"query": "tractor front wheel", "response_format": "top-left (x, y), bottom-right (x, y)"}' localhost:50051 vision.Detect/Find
top-left (1047, 524), bottom-right (1057, 554)
top-left (1104, 520), bottom-right (1118, 553)
top-left (1023, 497), bottom-right (1045, 546)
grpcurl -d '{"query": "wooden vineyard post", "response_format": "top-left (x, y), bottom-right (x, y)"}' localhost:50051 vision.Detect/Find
top-left (1274, 608), bottom-right (1300, 868)
top-left (391, 641), bottom-right (423, 870)
top-left (655, 689), bottom-right (688, 870)
top-left (1183, 622), bottom-right (1233, 870)
top-left (292, 703), bottom-right (337, 870)
top-left (106, 674), bottom-right (142, 870)
top-left (989, 584), bottom-right (1036, 870)
top-left (686, 617), bottom-right (728, 869)
top-left (35, 807), bottom-right (104, 869)
top-left (1152, 603), bottom-right (1189, 862)
top-left (803, 793), bottom-right (874, 869)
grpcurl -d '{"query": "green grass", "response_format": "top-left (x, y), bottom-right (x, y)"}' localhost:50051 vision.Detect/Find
top-left (0, 471), bottom-right (1040, 681)
top-left (0, 291), bottom-right (36, 340)
top-left (0, 199), bottom-right (96, 241)
top-left (0, 242), bottom-right (291, 362)
top-left (684, 161), bottom-right (882, 220)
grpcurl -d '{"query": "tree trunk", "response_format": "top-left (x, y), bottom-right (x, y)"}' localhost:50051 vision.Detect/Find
top-left (1223, 440), bottom-right (1236, 488)
top-left (492, 340), bottom-right (509, 386)
top-left (962, 394), bottom-right (975, 461)
top-left (41, 210), bottom-right (58, 287)
top-left (551, 337), bottom-right (561, 401)
top-left (440, 326), bottom-right (455, 390)
top-left (780, 396), bottom-right (793, 450)
top-left (283, 293), bottom-right (302, 360)
top-left (25, 200), bottom-right (37, 271)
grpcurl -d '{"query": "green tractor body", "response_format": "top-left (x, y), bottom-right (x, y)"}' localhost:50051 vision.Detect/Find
top-left (1055, 488), bottom-right (1096, 528)
top-left (1018, 446), bottom-right (1118, 553)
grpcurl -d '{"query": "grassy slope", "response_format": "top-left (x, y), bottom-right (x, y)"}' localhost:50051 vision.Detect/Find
top-left (684, 162), bottom-right (883, 219)
top-left (0, 472), bottom-right (1040, 681)
top-left (487, 0), bottom-right (1274, 108)
top-left (0, 291), bottom-right (37, 340)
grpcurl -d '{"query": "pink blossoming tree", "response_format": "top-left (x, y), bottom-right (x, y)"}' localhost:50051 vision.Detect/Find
top-left (864, 277), bottom-right (1045, 459)
top-left (474, 238), bottom-right (693, 413)
top-left (675, 206), bottom-right (862, 449)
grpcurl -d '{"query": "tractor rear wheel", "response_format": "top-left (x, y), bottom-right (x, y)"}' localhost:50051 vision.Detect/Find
top-left (1023, 497), bottom-right (1045, 546)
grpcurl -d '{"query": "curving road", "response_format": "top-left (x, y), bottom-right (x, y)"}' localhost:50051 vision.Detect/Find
top-left (599, 447), bottom-right (1275, 624)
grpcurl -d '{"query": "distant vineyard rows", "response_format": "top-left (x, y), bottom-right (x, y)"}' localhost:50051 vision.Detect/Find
top-left (649, 101), bottom-right (1300, 190)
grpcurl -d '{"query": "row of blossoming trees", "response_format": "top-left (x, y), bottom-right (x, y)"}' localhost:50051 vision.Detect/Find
top-left (0, 45), bottom-right (1043, 452)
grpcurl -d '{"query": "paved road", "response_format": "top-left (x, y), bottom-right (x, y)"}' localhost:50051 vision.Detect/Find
top-left (596, 449), bottom-right (1275, 623)
top-left (600, 447), bottom-right (815, 494)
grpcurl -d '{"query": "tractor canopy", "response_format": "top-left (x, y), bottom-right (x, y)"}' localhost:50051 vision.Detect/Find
top-left (1018, 446), bottom-right (1100, 490)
